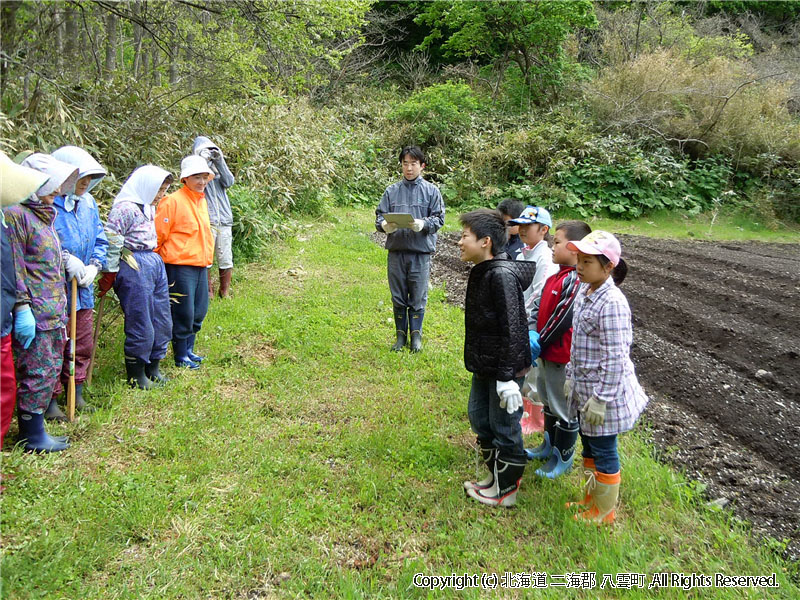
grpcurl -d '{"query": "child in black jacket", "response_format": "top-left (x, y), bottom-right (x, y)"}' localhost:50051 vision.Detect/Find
top-left (459, 209), bottom-right (536, 507)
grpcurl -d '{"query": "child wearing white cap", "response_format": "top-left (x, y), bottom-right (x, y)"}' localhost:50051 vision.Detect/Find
top-left (564, 230), bottom-right (648, 525)
top-left (155, 156), bottom-right (215, 369)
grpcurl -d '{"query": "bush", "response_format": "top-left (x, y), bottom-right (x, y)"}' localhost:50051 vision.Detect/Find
top-left (387, 82), bottom-right (480, 147)
top-left (586, 50), bottom-right (800, 164)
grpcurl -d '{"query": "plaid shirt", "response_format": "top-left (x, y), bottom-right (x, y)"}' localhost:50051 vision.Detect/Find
top-left (567, 278), bottom-right (648, 436)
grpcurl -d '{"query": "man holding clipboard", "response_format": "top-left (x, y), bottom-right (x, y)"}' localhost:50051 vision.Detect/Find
top-left (375, 146), bottom-right (445, 353)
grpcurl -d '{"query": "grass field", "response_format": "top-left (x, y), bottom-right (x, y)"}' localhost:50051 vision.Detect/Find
top-left (1, 207), bottom-right (797, 599)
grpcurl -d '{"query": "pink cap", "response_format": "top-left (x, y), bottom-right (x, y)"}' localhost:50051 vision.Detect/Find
top-left (566, 230), bottom-right (622, 266)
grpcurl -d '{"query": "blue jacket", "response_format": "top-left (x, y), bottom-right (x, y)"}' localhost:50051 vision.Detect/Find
top-left (375, 176), bottom-right (445, 254)
top-left (51, 146), bottom-right (109, 311)
top-left (53, 194), bottom-right (108, 311)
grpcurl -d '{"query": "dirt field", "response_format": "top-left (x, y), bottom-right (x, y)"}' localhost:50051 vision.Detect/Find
top-left (377, 230), bottom-right (800, 561)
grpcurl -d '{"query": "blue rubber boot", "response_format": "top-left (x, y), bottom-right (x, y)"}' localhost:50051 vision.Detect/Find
top-left (525, 408), bottom-right (556, 460)
top-left (172, 339), bottom-right (200, 370)
top-left (186, 334), bottom-right (205, 363)
top-left (17, 410), bottom-right (69, 453)
top-left (535, 420), bottom-right (579, 479)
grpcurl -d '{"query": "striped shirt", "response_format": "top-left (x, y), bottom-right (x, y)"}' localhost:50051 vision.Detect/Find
top-left (567, 277), bottom-right (648, 436)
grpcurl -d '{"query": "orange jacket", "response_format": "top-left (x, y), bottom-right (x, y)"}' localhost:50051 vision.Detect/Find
top-left (155, 186), bottom-right (214, 266)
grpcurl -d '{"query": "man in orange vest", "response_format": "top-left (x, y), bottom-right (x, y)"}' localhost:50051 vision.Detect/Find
top-left (155, 156), bottom-right (215, 369)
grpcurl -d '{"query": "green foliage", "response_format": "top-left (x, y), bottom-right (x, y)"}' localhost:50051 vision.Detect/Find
top-left (387, 82), bottom-right (480, 147)
top-left (229, 187), bottom-right (289, 263)
top-left (415, 0), bottom-right (597, 103)
top-left (556, 139), bottom-right (735, 218)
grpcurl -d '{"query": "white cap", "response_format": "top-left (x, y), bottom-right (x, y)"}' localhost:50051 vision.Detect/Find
top-left (179, 155), bottom-right (214, 180)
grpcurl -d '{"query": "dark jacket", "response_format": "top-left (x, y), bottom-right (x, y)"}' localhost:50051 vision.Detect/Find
top-left (464, 252), bottom-right (536, 381)
top-left (1, 224), bottom-right (16, 337)
top-left (375, 176), bottom-right (445, 254)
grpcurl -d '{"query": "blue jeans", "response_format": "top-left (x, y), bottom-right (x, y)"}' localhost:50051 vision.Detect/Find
top-left (164, 264), bottom-right (209, 341)
top-left (580, 431), bottom-right (619, 474)
top-left (468, 374), bottom-right (525, 462)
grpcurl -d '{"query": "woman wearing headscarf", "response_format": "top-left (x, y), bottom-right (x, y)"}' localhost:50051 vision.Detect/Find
top-left (103, 165), bottom-right (174, 389)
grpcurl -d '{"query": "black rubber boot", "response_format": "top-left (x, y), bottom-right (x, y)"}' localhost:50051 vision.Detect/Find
top-left (409, 309), bottom-right (424, 353)
top-left (173, 339), bottom-right (200, 369)
top-left (44, 397), bottom-right (68, 422)
top-left (466, 455), bottom-right (526, 508)
top-left (391, 306), bottom-right (408, 352)
top-left (125, 357), bottom-right (154, 389)
top-left (145, 359), bottom-right (169, 386)
top-left (525, 408), bottom-right (557, 460)
top-left (74, 383), bottom-right (95, 413)
top-left (464, 438), bottom-right (496, 491)
top-left (187, 333), bottom-right (205, 363)
top-left (18, 410), bottom-right (69, 453)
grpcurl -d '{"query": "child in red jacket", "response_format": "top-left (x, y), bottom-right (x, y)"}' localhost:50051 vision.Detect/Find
top-left (525, 220), bottom-right (591, 479)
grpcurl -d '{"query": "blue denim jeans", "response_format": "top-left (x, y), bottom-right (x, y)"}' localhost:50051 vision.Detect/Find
top-left (580, 431), bottom-right (619, 474)
top-left (468, 374), bottom-right (526, 462)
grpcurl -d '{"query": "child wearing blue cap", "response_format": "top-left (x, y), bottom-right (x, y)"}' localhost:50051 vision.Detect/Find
top-left (508, 206), bottom-right (558, 318)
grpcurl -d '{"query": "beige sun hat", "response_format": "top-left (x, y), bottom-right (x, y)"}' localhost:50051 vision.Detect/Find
top-left (0, 151), bottom-right (50, 206)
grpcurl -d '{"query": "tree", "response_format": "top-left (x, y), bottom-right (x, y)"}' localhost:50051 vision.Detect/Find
top-left (415, 0), bottom-right (597, 104)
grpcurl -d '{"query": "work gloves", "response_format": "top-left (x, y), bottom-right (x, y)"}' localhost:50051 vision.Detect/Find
top-left (64, 253), bottom-right (86, 282)
top-left (381, 220), bottom-right (398, 234)
top-left (497, 379), bottom-right (523, 415)
top-left (79, 264), bottom-right (98, 288)
top-left (411, 219), bottom-right (425, 232)
top-left (13, 305), bottom-right (36, 349)
top-left (97, 272), bottom-right (117, 297)
top-left (529, 330), bottom-right (541, 362)
top-left (200, 148), bottom-right (222, 162)
top-left (581, 395), bottom-right (607, 426)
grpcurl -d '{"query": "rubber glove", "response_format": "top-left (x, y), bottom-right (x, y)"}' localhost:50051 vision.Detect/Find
top-left (564, 379), bottom-right (573, 400)
top-left (64, 253), bottom-right (86, 281)
top-left (97, 272), bottom-right (117, 297)
top-left (13, 305), bottom-right (36, 349)
top-left (529, 330), bottom-right (541, 361)
top-left (411, 219), bottom-right (425, 232)
top-left (381, 220), bottom-right (398, 234)
top-left (496, 380), bottom-right (523, 415)
top-left (581, 395), bottom-right (607, 426)
top-left (79, 264), bottom-right (98, 288)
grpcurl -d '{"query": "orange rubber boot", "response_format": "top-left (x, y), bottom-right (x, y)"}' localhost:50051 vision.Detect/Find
top-left (575, 470), bottom-right (619, 525)
top-left (566, 458), bottom-right (596, 510)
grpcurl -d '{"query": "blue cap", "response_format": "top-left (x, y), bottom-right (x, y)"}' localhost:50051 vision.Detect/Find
top-left (508, 205), bottom-right (552, 228)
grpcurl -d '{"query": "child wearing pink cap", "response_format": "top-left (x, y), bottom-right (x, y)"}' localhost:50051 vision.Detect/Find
top-left (564, 230), bottom-right (648, 524)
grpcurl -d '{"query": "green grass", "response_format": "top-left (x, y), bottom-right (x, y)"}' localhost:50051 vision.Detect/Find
top-left (1, 207), bottom-right (797, 599)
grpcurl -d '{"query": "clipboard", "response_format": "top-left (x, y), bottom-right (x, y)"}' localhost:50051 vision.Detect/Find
top-left (384, 213), bottom-right (415, 228)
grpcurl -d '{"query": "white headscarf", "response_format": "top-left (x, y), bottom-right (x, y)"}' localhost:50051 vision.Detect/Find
top-left (51, 146), bottom-right (107, 211)
top-left (112, 165), bottom-right (172, 220)
top-left (19, 153), bottom-right (79, 201)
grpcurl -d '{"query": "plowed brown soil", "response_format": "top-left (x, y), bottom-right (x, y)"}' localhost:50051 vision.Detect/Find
top-left (376, 230), bottom-right (800, 561)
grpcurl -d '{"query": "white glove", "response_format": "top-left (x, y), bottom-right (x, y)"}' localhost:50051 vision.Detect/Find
top-left (78, 264), bottom-right (98, 288)
top-left (496, 380), bottom-right (523, 414)
top-left (381, 220), bottom-right (398, 234)
top-left (64, 253), bottom-right (86, 281)
top-left (411, 219), bottom-right (425, 232)
top-left (581, 395), bottom-right (607, 426)
top-left (564, 379), bottom-right (573, 401)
